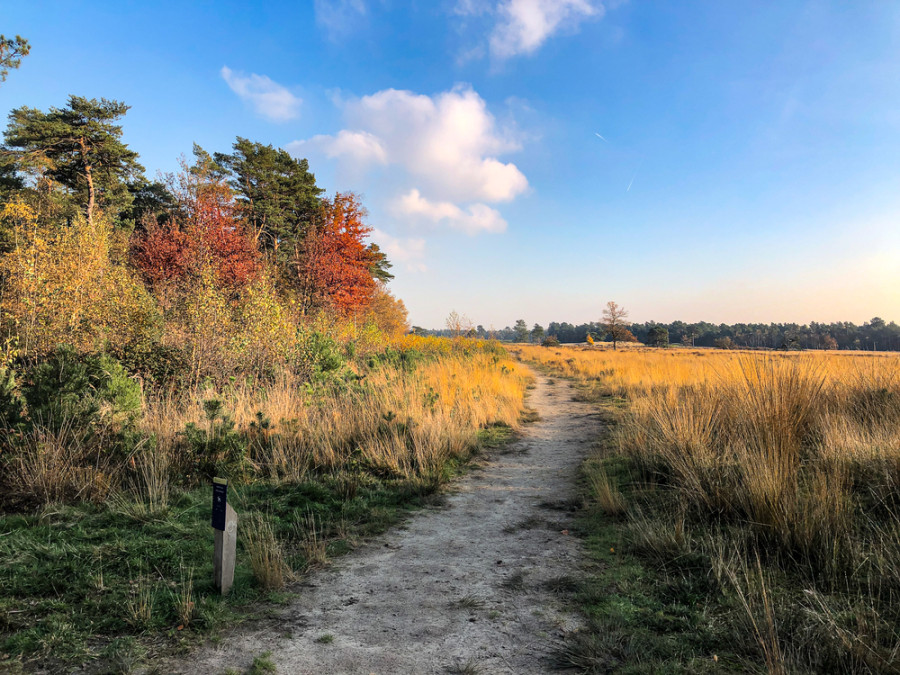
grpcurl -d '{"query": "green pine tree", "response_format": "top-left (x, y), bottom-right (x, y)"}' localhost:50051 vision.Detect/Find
top-left (3, 96), bottom-right (144, 224)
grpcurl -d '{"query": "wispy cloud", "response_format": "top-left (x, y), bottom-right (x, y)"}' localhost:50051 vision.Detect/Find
top-left (220, 66), bottom-right (301, 122)
top-left (455, 0), bottom-right (608, 60)
top-left (298, 130), bottom-right (388, 164)
top-left (491, 0), bottom-right (602, 58)
top-left (315, 0), bottom-right (367, 39)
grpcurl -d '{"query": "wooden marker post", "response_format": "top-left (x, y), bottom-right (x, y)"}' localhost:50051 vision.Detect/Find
top-left (212, 477), bottom-right (237, 595)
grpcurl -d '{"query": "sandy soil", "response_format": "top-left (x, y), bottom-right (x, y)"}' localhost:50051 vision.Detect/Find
top-left (169, 372), bottom-right (603, 675)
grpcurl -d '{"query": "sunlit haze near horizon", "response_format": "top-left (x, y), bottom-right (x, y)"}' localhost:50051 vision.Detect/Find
top-left (4, 1), bottom-right (899, 328)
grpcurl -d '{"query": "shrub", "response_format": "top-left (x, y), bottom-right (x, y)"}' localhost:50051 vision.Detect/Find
top-left (0, 366), bottom-right (25, 427)
top-left (541, 336), bottom-right (561, 347)
top-left (116, 342), bottom-right (191, 391)
top-left (291, 329), bottom-right (345, 383)
top-left (0, 206), bottom-right (159, 356)
top-left (23, 346), bottom-right (142, 432)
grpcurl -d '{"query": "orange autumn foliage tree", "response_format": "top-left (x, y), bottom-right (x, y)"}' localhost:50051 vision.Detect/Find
top-left (295, 192), bottom-right (377, 314)
top-left (132, 164), bottom-right (261, 290)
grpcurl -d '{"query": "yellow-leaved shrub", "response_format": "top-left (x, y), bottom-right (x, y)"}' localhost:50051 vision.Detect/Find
top-left (0, 200), bottom-right (158, 356)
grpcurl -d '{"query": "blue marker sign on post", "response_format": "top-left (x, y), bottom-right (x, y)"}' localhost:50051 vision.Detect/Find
top-left (212, 477), bottom-right (227, 530)
top-left (212, 477), bottom-right (237, 594)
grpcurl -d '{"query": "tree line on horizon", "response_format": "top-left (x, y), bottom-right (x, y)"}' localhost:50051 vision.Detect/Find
top-left (421, 316), bottom-right (900, 351)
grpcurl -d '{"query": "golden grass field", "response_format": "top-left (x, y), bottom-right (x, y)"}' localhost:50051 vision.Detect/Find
top-left (515, 344), bottom-right (900, 674)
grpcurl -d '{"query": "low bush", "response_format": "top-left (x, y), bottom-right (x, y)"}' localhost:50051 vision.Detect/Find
top-left (22, 345), bottom-right (142, 432)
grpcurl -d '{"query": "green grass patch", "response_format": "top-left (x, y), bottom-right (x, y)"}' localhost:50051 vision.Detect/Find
top-left (558, 456), bottom-right (741, 674)
top-left (0, 421), bottom-right (520, 672)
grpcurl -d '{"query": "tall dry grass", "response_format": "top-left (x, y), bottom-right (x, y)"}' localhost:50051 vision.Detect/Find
top-left (5, 421), bottom-right (118, 507)
top-left (518, 344), bottom-right (900, 673)
top-left (2, 338), bottom-right (529, 512)
top-left (140, 345), bottom-right (529, 486)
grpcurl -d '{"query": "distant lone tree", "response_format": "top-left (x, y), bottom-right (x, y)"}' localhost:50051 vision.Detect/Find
top-left (822, 334), bottom-right (838, 350)
top-left (531, 323), bottom-right (544, 344)
top-left (648, 325), bottom-right (669, 348)
top-left (0, 34), bottom-right (30, 84)
top-left (714, 337), bottom-right (734, 350)
top-left (541, 335), bottom-right (560, 347)
top-left (514, 319), bottom-right (529, 343)
top-left (601, 301), bottom-right (631, 350)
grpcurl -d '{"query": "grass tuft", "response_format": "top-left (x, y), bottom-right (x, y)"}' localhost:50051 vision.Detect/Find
top-left (244, 514), bottom-right (292, 590)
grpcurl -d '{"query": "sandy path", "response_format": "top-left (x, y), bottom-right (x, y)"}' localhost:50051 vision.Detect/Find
top-left (173, 372), bottom-right (603, 675)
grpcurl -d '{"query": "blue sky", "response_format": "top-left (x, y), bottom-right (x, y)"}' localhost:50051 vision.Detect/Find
top-left (3, 1), bottom-right (899, 328)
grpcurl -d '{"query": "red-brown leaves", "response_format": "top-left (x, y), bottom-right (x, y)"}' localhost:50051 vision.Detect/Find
top-left (131, 218), bottom-right (192, 284)
top-left (295, 193), bottom-right (377, 314)
top-left (132, 169), bottom-right (261, 289)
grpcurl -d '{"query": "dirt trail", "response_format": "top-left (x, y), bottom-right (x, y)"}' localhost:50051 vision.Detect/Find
top-left (174, 372), bottom-right (603, 675)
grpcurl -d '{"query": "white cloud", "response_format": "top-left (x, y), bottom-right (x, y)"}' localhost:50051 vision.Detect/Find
top-left (394, 189), bottom-right (507, 235)
top-left (300, 85), bottom-right (527, 204)
top-left (291, 130), bottom-right (388, 164)
top-left (371, 228), bottom-right (427, 272)
top-left (315, 0), bottom-right (367, 39)
top-left (220, 66), bottom-right (301, 122)
top-left (289, 84), bottom-right (526, 237)
top-left (491, 0), bottom-right (602, 58)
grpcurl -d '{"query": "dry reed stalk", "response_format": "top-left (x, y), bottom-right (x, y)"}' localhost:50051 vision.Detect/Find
top-left (584, 460), bottom-right (625, 515)
top-left (129, 439), bottom-right (171, 514)
top-left (126, 571), bottom-right (155, 629)
top-left (717, 552), bottom-right (787, 675)
top-left (244, 514), bottom-right (292, 590)
top-left (297, 511), bottom-right (328, 569)
top-left (172, 562), bottom-right (195, 627)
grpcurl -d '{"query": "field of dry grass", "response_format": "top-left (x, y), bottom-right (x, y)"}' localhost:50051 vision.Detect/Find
top-left (7, 338), bottom-right (530, 509)
top-left (516, 344), bottom-right (900, 673)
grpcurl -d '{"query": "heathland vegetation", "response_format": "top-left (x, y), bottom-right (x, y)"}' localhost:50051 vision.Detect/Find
top-left (517, 344), bottom-right (900, 673)
top-left (0, 85), bottom-right (531, 671)
top-left (5, 39), bottom-right (900, 675)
